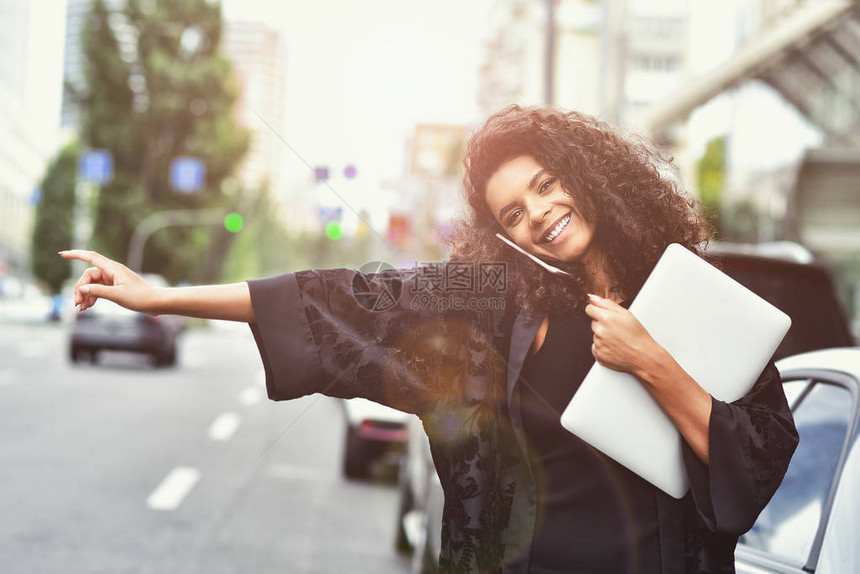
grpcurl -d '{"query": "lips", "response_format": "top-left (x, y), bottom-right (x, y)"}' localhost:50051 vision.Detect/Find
top-left (539, 212), bottom-right (572, 243)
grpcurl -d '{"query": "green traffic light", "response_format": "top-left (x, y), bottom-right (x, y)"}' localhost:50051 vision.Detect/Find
top-left (325, 221), bottom-right (342, 240)
top-left (224, 212), bottom-right (244, 233)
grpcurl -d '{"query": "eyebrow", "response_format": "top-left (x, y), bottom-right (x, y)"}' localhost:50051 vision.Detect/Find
top-left (497, 169), bottom-right (547, 222)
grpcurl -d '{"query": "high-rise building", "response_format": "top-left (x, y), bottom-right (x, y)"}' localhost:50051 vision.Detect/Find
top-left (477, 0), bottom-right (690, 126)
top-left (221, 21), bottom-right (288, 196)
top-left (622, 0), bottom-right (689, 127)
top-left (0, 0), bottom-right (59, 276)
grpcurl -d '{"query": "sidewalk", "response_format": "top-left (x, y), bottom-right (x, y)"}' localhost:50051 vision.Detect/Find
top-left (0, 294), bottom-right (64, 325)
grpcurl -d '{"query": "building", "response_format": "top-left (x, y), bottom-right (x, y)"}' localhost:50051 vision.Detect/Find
top-left (221, 20), bottom-right (288, 196)
top-left (476, 0), bottom-right (690, 125)
top-left (621, 0), bottom-right (689, 127)
top-left (0, 0), bottom-right (60, 278)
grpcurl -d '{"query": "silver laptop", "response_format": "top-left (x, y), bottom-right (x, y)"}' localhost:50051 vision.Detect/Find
top-left (559, 243), bottom-right (791, 498)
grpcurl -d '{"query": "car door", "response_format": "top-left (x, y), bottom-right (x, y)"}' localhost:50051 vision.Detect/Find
top-left (735, 368), bottom-right (860, 573)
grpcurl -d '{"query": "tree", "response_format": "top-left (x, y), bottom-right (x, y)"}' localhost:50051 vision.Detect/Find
top-left (79, 0), bottom-right (249, 284)
top-left (30, 142), bottom-right (78, 296)
top-left (697, 136), bottom-right (726, 238)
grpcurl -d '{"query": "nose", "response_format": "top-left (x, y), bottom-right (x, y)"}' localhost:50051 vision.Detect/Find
top-left (528, 199), bottom-right (551, 227)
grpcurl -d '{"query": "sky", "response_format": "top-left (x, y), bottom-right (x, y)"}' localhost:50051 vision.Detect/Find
top-left (220, 0), bottom-right (495, 186)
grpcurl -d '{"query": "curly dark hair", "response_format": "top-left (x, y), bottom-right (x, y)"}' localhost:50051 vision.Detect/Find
top-left (447, 105), bottom-right (711, 315)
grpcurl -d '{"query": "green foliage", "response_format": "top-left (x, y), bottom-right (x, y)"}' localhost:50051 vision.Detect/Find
top-left (30, 142), bottom-right (78, 294)
top-left (697, 136), bottom-right (726, 236)
top-left (720, 198), bottom-right (762, 243)
top-left (79, 0), bottom-right (249, 283)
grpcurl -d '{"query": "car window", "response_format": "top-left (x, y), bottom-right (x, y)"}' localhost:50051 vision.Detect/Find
top-left (782, 379), bottom-right (807, 407)
top-left (740, 379), bottom-right (854, 565)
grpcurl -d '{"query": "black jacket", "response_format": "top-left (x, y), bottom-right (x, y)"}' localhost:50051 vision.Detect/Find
top-left (247, 263), bottom-right (798, 574)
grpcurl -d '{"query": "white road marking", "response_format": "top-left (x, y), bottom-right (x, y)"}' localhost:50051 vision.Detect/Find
top-left (0, 369), bottom-right (18, 386)
top-left (146, 467), bottom-right (201, 511)
top-left (208, 412), bottom-right (241, 441)
top-left (239, 386), bottom-right (263, 406)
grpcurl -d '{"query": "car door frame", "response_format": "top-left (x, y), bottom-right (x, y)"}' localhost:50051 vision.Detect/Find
top-left (735, 368), bottom-right (860, 574)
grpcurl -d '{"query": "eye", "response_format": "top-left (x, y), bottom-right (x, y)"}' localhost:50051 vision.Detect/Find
top-left (506, 209), bottom-right (523, 226)
top-left (538, 177), bottom-right (555, 194)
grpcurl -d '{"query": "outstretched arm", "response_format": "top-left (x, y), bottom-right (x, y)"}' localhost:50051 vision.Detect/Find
top-left (59, 250), bottom-right (256, 323)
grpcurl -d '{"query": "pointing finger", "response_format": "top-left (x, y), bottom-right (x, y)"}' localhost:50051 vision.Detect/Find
top-left (60, 250), bottom-right (118, 273)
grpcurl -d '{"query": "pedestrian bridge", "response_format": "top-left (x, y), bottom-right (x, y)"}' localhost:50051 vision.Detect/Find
top-left (641, 1), bottom-right (860, 146)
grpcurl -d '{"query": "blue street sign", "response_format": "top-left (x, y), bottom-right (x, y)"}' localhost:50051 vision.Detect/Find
top-left (78, 150), bottom-right (113, 184)
top-left (170, 156), bottom-right (206, 193)
top-left (317, 205), bottom-right (343, 223)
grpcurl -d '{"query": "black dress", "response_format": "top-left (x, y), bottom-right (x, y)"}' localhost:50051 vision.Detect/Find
top-left (519, 309), bottom-right (663, 574)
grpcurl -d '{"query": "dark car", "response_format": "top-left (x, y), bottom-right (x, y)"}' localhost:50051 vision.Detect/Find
top-left (68, 276), bottom-right (183, 367)
top-left (706, 242), bottom-right (854, 360)
top-left (395, 242), bottom-right (857, 573)
top-left (341, 398), bottom-right (411, 479)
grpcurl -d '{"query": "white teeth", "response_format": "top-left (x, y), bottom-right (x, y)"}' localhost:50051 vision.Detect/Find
top-left (544, 214), bottom-right (571, 242)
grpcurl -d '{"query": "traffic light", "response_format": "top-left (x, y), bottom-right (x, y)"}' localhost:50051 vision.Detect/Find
top-left (325, 221), bottom-right (343, 240)
top-left (224, 212), bottom-right (244, 233)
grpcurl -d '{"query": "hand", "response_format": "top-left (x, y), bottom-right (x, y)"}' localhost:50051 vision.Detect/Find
top-left (59, 250), bottom-right (160, 314)
top-left (584, 293), bottom-right (658, 375)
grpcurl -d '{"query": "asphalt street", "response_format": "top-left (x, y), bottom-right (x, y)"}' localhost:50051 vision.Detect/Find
top-left (0, 320), bottom-right (410, 574)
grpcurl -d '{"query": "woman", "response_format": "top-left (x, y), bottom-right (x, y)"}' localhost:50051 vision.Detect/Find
top-left (61, 105), bottom-right (798, 574)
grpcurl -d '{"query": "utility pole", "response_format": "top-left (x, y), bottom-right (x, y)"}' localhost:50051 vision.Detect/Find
top-left (545, 0), bottom-right (557, 106)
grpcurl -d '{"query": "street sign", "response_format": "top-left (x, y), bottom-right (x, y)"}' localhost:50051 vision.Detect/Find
top-left (314, 166), bottom-right (330, 183)
top-left (388, 213), bottom-right (412, 246)
top-left (170, 156), bottom-right (206, 193)
top-left (78, 150), bottom-right (113, 184)
top-left (317, 205), bottom-right (342, 223)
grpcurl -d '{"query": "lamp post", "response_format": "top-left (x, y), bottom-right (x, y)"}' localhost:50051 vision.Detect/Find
top-left (545, 0), bottom-right (556, 106)
top-left (126, 208), bottom-right (225, 272)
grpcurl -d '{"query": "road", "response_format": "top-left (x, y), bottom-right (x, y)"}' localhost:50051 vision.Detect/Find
top-left (0, 321), bottom-right (411, 574)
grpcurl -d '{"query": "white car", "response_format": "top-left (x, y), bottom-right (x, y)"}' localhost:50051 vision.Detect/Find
top-left (341, 398), bottom-right (410, 479)
top-left (736, 348), bottom-right (860, 574)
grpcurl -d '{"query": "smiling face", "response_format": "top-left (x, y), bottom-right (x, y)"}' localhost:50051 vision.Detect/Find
top-left (485, 155), bottom-right (597, 265)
